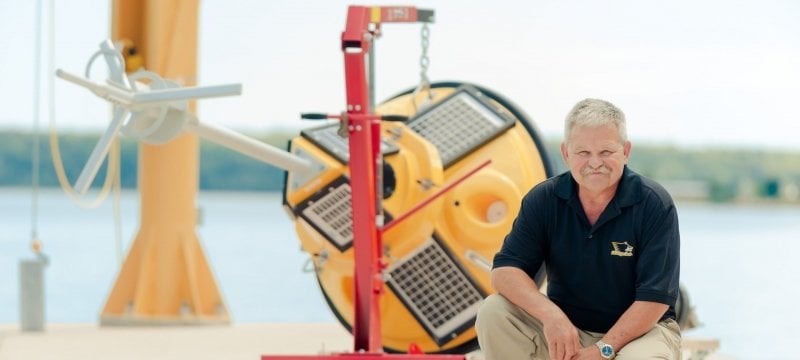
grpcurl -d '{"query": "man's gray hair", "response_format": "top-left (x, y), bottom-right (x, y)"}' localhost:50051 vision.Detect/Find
top-left (564, 98), bottom-right (627, 144)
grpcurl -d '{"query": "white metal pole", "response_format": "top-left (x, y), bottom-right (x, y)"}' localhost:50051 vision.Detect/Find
top-left (185, 120), bottom-right (315, 174)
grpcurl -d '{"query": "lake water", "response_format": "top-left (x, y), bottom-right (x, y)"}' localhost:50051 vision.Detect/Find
top-left (2, 187), bottom-right (799, 359)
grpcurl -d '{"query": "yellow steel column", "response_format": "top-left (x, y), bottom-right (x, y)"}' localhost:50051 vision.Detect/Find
top-left (101, 0), bottom-right (229, 325)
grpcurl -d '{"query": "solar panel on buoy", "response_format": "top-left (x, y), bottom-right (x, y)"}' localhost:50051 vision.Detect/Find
top-left (301, 123), bottom-right (399, 164)
top-left (386, 237), bottom-right (485, 346)
top-left (295, 176), bottom-right (393, 251)
top-left (295, 177), bottom-right (354, 251)
top-left (406, 86), bottom-right (516, 167)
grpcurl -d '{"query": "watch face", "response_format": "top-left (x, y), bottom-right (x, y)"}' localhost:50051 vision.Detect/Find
top-left (601, 344), bottom-right (613, 357)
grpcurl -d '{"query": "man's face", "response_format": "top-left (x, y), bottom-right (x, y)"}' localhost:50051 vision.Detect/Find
top-left (560, 124), bottom-right (631, 196)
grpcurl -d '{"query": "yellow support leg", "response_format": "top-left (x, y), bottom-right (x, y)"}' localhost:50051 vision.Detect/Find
top-left (101, 0), bottom-right (229, 325)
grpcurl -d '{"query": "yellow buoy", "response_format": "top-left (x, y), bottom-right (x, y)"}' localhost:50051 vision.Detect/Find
top-left (284, 82), bottom-right (552, 353)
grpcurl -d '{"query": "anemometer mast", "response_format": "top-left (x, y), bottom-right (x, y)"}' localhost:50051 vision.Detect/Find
top-left (58, 0), bottom-right (312, 326)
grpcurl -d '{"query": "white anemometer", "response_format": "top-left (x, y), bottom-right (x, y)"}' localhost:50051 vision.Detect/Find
top-left (57, 40), bottom-right (314, 194)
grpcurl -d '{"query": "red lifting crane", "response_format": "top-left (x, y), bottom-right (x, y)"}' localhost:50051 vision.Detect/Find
top-left (262, 5), bottom-right (468, 360)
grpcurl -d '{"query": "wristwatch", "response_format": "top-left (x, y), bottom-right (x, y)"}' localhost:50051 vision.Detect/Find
top-left (595, 340), bottom-right (616, 359)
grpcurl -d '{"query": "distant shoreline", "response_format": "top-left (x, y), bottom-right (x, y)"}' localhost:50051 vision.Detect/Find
top-left (3, 130), bottom-right (800, 203)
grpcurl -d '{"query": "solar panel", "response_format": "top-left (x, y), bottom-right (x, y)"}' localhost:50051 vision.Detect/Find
top-left (406, 86), bottom-right (516, 167)
top-left (296, 177), bottom-right (354, 251)
top-left (386, 237), bottom-right (485, 345)
top-left (295, 176), bottom-right (393, 251)
top-left (301, 123), bottom-right (399, 164)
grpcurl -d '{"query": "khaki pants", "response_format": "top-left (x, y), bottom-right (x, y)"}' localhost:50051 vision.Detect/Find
top-left (475, 294), bottom-right (681, 360)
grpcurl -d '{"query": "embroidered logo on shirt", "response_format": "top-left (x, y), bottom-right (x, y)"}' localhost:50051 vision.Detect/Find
top-left (610, 241), bottom-right (634, 257)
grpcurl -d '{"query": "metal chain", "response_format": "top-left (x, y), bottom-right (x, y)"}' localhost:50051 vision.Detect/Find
top-left (413, 23), bottom-right (433, 111)
top-left (419, 23), bottom-right (431, 88)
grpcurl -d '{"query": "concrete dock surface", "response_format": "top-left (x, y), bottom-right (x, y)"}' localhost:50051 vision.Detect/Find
top-left (0, 323), bottom-right (354, 360)
top-left (0, 323), bottom-right (730, 360)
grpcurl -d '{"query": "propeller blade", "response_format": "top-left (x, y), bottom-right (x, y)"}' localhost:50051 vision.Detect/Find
top-left (56, 69), bottom-right (134, 107)
top-left (74, 107), bottom-right (128, 194)
top-left (131, 83), bottom-right (242, 106)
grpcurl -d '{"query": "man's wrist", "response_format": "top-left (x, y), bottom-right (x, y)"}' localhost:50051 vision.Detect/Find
top-left (536, 304), bottom-right (569, 325)
top-left (595, 340), bottom-right (616, 359)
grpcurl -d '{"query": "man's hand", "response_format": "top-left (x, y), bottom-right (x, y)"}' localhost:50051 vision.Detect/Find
top-left (491, 267), bottom-right (584, 359)
top-left (542, 316), bottom-right (582, 360)
top-left (570, 346), bottom-right (603, 360)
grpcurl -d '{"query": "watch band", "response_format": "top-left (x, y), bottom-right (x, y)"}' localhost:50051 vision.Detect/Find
top-left (595, 340), bottom-right (616, 359)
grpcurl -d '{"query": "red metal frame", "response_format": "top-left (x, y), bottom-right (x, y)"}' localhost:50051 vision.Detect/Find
top-left (263, 6), bottom-right (467, 359)
top-left (380, 159), bottom-right (491, 234)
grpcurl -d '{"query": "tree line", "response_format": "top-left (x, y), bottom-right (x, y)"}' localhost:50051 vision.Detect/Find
top-left (0, 130), bottom-right (291, 192)
top-left (2, 130), bottom-right (800, 202)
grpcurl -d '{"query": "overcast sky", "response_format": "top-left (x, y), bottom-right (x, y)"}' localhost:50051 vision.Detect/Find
top-left (1, 0), bottom-right (798, 150)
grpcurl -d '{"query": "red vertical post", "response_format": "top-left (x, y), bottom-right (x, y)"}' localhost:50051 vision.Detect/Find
top-left (341, 6), bottom-right (382, 353)
top-left (264, 5), bottom-right (470, 359)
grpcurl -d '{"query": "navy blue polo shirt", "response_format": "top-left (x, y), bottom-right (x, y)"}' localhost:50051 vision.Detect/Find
top-left (493, 166), bottom-right (680, 333)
